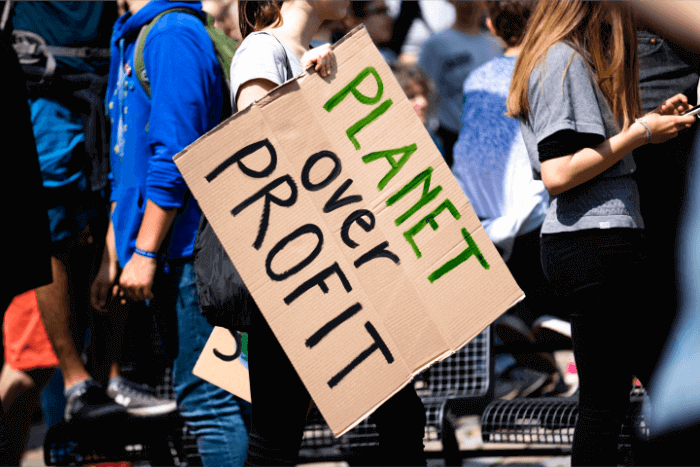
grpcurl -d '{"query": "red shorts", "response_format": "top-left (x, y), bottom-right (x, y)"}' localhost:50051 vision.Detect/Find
top-left (3, 290), bottom-right (59, 371)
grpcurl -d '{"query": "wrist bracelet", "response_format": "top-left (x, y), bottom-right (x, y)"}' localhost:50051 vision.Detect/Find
top-left (134, 247), bottom-right (157, 259)
top-left (635, 118), bottom-right (652, 143)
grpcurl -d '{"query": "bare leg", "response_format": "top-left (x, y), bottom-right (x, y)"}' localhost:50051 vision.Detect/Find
top-left (35, 256), bottom-right (90, 391)
top-left (0, 364), bottom-right (54, 465)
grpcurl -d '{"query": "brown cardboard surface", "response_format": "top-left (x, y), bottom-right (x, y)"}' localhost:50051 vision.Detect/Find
top-left (193, 328), bottom-right (250, 403)
top-left (177, 26), bottom-right (523, 436)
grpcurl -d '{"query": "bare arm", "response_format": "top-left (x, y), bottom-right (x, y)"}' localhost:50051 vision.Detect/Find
top-left (542, 122), bottom-right (648, 195)
top-left (235, 44), bottom-right (334, 110)
top-left (91, 202), bottom-right (118, 311)
top-left (542, 95), bottom-right (696, 195)
top-left (237, 78), bottom-right (281, 111)
top-left (118, 200), bottom-right (177, 302)
top-left (134, 199), bottom-right (177, 254)
top-left (632, 0), bottom-right (700, 55)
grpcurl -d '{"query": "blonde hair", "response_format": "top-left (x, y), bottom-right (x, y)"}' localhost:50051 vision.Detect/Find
top-left (506, 1), bottom-right (641, 130)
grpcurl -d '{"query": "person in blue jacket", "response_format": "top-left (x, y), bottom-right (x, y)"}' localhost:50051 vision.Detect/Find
top-left (92, 1), bottom-right (251, 465)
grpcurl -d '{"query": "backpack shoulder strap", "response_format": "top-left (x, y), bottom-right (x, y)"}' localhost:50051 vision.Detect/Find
top-left (133, 7), bottom-right (201, 98)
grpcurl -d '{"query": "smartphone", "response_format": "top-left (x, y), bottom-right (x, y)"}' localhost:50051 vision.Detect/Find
top-left (682, 104), bottom-right (700, 117)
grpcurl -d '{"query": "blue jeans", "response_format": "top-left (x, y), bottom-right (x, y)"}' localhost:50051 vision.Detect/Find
top-left (154, 259), bottom-right (251, 467)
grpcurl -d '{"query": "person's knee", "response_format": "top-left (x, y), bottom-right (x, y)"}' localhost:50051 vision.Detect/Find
top-left (0, 365), bottom-right (48, 410)
top-left (0, 365), bottom-right (35, 396)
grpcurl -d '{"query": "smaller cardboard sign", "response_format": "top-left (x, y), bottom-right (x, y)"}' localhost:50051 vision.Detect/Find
top-left (193, 328), bottom-right (250, 403)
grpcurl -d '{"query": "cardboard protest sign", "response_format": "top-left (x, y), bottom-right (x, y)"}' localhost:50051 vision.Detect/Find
top-left (176, 26), bottom-right (523, 437)
top-left (193, 328), bottom-right (250, 402)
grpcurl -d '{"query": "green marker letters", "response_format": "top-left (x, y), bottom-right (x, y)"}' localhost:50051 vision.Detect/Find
top-left (428, 228), bottom-right (490, 283)
top-left (403, 199), bottom-right (461, 258)
top-left (346, 100), bottom-right (393, 150)
top-left (362, 143), bottom-right (418, 191)
top-left (386, 166), bottom-right (442, 225)
top-left (323, 64), bottom-right (489, 283)
top-left (324, 67), bottom-right (384, 112)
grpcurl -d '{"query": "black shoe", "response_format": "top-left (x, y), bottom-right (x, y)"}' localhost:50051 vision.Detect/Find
top-left (64, 379), bottom-right (128, 422)
top-left (496, 315), bottom-right (558, 374)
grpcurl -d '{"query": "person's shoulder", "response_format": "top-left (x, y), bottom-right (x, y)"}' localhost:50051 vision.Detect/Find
top-left (143, 10), bottom-right (216, 67)
top-left (543, 42), bottom-right (586, 71)
top-left (483, 32), bottom-right (505, 51)
top-left (464, 56), bottom-right (514, 92)
top-left (421, 28), bottom-right (454, 49)
top-left (150, 9), bottom-right (208, 37)
top-left (473, 56), bottom-right (514, 80)
top-left (236, 32), bottom-right (286, 60)
top-left (531, 42), bottom-right (588, 86)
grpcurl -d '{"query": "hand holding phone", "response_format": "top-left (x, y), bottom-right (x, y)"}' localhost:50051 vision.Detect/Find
top-left (682, 104), bottom-right (700, 117)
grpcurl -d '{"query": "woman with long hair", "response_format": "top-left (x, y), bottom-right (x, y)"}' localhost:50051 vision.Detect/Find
top-left (507, 2), bottom-right (695, 465)
top-left (231, 2), bottom-right (427, 465)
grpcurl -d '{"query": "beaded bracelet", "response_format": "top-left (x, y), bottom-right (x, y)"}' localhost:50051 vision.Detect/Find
top-left (635, 118), bottom-right (652, 143)
top-left (134, 247), bottom-right (158, 259)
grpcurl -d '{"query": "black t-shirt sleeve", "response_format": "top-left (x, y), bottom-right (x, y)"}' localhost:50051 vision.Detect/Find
top-left (538, 130), bottom-right (606, 163)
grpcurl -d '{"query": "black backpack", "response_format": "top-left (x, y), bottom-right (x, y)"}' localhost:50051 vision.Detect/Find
top-left (193, 216), bottom-right (257, 331)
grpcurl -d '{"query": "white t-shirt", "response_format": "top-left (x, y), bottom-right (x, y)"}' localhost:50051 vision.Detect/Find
top-left (230, 32), bottom-right (303, 113)
top-left (399, 0), bottom-right (455, 57)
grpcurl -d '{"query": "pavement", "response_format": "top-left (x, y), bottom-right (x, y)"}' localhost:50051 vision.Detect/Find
top-left (21, 416), bottom-right (571, 467)
top-left (20, 350), bottom-right (577, 467)
top-left (21, 415), bottom-right (572, 467)
top-left (296, 413), bottom-right (572, 467)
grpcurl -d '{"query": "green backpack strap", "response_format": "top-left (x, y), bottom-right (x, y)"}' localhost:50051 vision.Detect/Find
top-left (205, 13), bottom-right (238, 86)
top-left (133, 8), bottom-right (238, 101)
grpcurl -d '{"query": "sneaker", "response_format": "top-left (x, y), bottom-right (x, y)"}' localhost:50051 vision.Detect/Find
top-left (496, 315), bottom-right (558, 375)
top-left (495, 376), bottom-right (522, 400)
top-left (495, 314), bottom-right (534, 344)
top-left (64, 379), bottom-right (128, 422)
top-left (532, 315), bottom-right (572, 344)
top-left (107, 376), bottom-right (177, 417)
top-left (531, 369), bottom-right (571, 397)
top-left (498, 366), bottom-right (549, 399)
top-left (510, 367), bottom-right (550, 398)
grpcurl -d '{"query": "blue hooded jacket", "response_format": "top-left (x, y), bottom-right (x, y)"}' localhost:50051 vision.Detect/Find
top-left (107, 1), bottom-right (221, 266)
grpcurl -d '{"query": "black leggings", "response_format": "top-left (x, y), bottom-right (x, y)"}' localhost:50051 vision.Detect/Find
top-left (541, 229), bottom-right (646, 466)
top-left (245, 309), bottom-right (427, 466)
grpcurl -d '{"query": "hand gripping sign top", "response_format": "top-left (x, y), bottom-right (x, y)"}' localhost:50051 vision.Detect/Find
top-left (175, 25), bottom-right (523, 437)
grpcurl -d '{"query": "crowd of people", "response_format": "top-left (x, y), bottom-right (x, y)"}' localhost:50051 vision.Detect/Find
top-left (2, 0), bottom-right (700, 466)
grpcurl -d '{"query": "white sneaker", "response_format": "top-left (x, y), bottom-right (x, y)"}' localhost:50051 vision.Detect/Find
top-left (532, 315), bottom-right (572, 343)
top-left (107, 376), bottom-right (177, 417)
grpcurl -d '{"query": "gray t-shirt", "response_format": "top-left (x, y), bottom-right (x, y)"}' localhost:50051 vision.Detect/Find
top-left (419, 29), bottom-right (503, 133)
top-left (519, 42), bottom-right (644, 234)
top-left (230, 31), bottom-right (304, 113)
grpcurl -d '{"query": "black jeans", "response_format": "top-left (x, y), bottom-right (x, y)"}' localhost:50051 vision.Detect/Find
top-left (245, 309), bottom-right (427, 466)
top-left (633, 31), bottom-right (699, 385)
top-left (541, 229), bottom-right (646, 466)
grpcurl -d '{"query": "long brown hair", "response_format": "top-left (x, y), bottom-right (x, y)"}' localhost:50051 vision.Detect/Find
top-left (506, 1), bottom-right (641, 130)
top-left (239, 1), bottom-right (283, 39)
